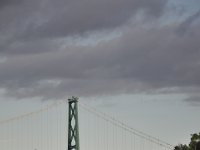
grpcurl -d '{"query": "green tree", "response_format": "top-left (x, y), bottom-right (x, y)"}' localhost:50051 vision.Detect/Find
top-left (174, 144), bottom-right (189, 150)
top-left (174, 133), bottom-right (200, 150)
top-left (189, 133), bottom-right (200, 150)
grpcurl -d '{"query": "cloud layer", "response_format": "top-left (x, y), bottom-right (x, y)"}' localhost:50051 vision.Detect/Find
top-left (0, 0), bottom-right (200, 102)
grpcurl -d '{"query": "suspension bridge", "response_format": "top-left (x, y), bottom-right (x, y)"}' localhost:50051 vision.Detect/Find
top-left (0, 97), bottom-right (174, 150)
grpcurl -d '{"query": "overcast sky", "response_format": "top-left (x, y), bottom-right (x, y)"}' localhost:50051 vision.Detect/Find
top-left (0, 0), bottom-right (200, 147)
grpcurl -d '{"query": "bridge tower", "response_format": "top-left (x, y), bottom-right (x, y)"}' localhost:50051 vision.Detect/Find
top-left (68, 96), bottom-right (80, 150)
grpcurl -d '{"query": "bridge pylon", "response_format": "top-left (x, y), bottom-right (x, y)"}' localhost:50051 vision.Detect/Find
top-left (68, 96), bottom-right (80, 150)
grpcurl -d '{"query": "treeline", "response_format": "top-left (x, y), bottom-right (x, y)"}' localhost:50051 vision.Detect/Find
top-left (174, 133), bottom-right (200, 150)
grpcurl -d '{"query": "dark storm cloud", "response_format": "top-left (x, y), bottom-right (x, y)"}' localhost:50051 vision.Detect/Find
top-left (0, 0), bottom-right (24, 8)
top-left (0, 0), bottom-right (200, 102)
top-left (29, 0), bottom-right (167, 38)
top-left (0, 0), bottom-right (167, 55)
top-left (1, 20), bottom-right (200, 99)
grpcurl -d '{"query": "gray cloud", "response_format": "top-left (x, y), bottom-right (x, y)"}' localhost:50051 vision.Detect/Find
top-left (0, 0), bottom-right (167, 55)
top-left (29, 0), bottom-right (167, 38)
top-left (0, 0), bottom-right (24, 9)
top-left (184, 95), bottom-right (200, 106)
top-left (0, 0), bottom-right (200, 102)
top-left (1, 21), bottom-right (200, 99)
top-left (176, 10), bottom-right (200, 35)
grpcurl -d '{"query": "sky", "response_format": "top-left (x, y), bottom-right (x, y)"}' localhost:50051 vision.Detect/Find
top-left (0, 0), bottom-right (200, 147)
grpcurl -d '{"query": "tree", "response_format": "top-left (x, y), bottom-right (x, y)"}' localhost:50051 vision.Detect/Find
top-left (189, 133), bottom-right (200, 150)
top-left (174, 144), bottom-right (189, 150)
top-left (196, 142), bottom-right (200, 150)
top-left (174, 133), bottom-right (200, 150)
